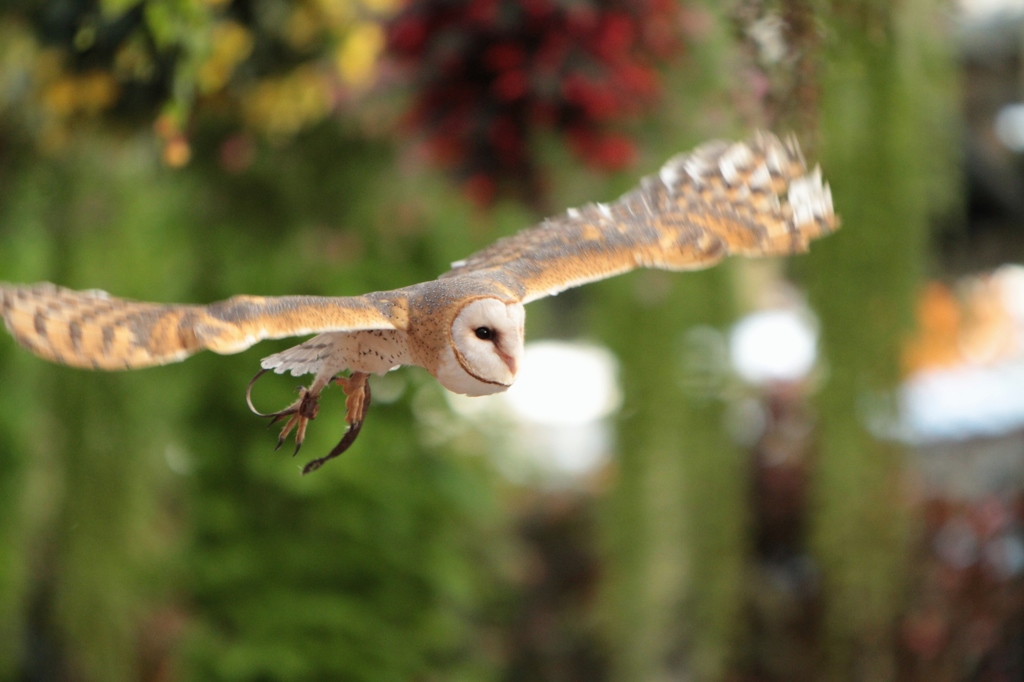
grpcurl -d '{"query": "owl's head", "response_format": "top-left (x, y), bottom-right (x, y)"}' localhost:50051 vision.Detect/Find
top-left (436, 298), bottom-right (525, 396)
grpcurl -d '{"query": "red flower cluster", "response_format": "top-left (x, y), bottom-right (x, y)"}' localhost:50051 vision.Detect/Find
top-left (385, 0), bottom-right (680, 204)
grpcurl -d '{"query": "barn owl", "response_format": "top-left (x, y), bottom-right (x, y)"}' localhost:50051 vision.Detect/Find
top-left (0, 132), bottom-right (837, 473)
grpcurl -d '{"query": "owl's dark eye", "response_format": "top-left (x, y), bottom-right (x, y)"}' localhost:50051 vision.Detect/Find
top-left (474, 327), bottom-right (494, 341)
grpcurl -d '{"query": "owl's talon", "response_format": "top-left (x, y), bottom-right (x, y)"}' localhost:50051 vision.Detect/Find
top-left (246, 368), bottom-right (371, 472)
top-left (293, 415), bottom-right (311, 456)
top-left (302, 418), bottom-right (364, 475)
top-left (300, 372), bottom-right (371, 475)
top-left (273, 414), bottom-right (296, 450)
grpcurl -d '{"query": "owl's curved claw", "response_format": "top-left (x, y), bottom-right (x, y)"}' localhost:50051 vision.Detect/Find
top-left (301, 372), bottom-right (371, 475)
top-left (246, 369), bottom-right (274, 418)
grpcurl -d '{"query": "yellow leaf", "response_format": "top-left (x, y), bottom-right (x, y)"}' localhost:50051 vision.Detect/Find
top-left (241, 66), bottom-right (331, 136)
top-left (335, 21), bottom-right (383, 88)
top-left (79, 71), bottom-right (118, 111)
top-left (286, 4), bottom-right (322, 49)
top-left (314, 0), bottom-right (354, 27)
top-left (359, 0), bottom-right (400, 15)
top-left (196, 21), bottom-right (253, 93)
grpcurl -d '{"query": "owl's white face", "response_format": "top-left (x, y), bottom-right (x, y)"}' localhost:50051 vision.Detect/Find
top-left (436, 298), bottom-right (525, 396)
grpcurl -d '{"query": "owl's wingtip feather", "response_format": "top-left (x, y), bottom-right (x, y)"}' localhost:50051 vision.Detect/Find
top-left (785, 161), bottom-right (839, 242)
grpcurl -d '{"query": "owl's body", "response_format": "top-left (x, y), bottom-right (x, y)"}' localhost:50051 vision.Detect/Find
top-left (252, 276), bottom-right (526, 394)
top-left (0, 132), bottom-right (838, 472)
top-left (263, 329), bottom-right (412, 393)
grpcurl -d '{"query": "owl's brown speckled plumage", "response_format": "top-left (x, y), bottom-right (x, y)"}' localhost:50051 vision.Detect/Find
top-left (0, 132), bottom-right (837, 472)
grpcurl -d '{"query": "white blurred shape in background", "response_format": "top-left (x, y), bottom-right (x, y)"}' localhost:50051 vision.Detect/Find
top-left (504, 342), bottom-right (621, 426)
top-left (902, 363), bottom-right (1024, 442)
top-left (996, 264), bottom-right (1024, 331)
top-left (447, 340), bottom-right (621, 482)
top-left (901, 264), bottom-right (1024, 443)
top-left (994, 104), bottom-right (1024, 151)
top-left (959, 0), bottom-right (1024, 19)
top-left (730, 309), bottom-right (818, 385)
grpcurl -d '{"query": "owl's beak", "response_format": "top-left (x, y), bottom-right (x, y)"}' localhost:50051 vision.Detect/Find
top-left (497, 349), bottom-right (517, 377)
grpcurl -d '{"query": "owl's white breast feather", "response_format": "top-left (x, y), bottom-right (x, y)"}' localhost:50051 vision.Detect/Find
top-left (261, 329), bottom-right (412, 379)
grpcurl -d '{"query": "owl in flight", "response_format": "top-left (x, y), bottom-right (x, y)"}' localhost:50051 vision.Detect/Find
top-left (0, 132), bottom-right (836, 473)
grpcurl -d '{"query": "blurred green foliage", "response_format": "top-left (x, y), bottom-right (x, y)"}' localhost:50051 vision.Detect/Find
top-left (585, 6), bottom-right (756, 679)
top-left (805, 0), bottom-right (959, 677)
top-left (0, 0), bottom-right (966, 680)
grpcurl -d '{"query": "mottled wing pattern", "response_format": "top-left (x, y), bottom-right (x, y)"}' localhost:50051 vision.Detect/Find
top-left (0, 282), bottom-right (407, 370)
top-left (442, 132), bottom-right (837, 303)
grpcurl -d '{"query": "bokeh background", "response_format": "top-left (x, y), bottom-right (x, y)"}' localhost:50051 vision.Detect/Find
top-left (1, 0), bottom-right (1022, 680)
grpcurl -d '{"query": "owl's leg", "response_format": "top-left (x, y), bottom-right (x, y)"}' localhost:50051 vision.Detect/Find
top-left (301, 372), bottom-right (371, 475)
top-left (269, 388), bottom-right (320, 453)
top-left (245, 369), bottom-right (328, 456)
top-left (246, 369), bottom-right (372, 473)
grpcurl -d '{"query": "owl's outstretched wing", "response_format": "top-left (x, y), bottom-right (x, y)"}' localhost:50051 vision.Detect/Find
top-left (0, 283), bottom-right (408, 370)
top-left (442, 132), bottom-right (837, 303)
